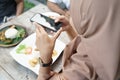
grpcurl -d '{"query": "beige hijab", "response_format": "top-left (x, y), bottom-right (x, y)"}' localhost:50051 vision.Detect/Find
top-left (70, 0), bottom-right (120, 80)
top-left (49, 0), bottom-right (120, 80)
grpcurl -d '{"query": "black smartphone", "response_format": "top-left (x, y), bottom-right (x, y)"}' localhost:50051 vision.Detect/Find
top-left (30, 13), bottom-right (62, 32)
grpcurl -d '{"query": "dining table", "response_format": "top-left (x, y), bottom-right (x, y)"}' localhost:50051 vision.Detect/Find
top-left (0, 3), bottom-right (71, 80)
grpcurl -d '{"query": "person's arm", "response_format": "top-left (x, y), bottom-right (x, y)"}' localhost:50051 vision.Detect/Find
top-left (67, 17), bottom-right (78, 40)
top-left (15, 0), bottom-right (24, 16)
top-left (35, 16), bottom-right (78, 80)
top-left (64, 10), bottom-right (70, 18)
top-left (47, 1), bottom-right (66, 15)
top-left (34, 22), bottom-right (63, 80)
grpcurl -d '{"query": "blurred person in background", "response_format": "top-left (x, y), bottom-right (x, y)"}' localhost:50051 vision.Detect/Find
top-left (0, 0), bottom-right (24, 24)
top-left (47, 0), bottom-right (70, 18)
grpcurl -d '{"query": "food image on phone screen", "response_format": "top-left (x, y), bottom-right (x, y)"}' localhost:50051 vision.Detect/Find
top-left (30, 13), bottom-right (62, 32)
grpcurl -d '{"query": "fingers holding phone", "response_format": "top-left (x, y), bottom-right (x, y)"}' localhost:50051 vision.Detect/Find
top-left (55, 15), bottom-right (71, 31)
top-left (30, 12), bottom-right (62, 32)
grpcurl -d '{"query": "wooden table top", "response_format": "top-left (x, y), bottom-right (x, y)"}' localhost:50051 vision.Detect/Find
top-left (0, 3), bottom-right (70, 80)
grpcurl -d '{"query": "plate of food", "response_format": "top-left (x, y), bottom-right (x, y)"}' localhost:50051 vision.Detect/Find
top-left (10, 33), bottom-right (65, 75)
top-left (0, 25), bottom-right (26, 47)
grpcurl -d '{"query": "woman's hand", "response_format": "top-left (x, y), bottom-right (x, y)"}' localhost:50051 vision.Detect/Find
top-left (55, 16), bottom-right (78, 40)
top-left (34, 22), bottom-right (62, 63)
top-left (55, 15), bottom-right (71, 31)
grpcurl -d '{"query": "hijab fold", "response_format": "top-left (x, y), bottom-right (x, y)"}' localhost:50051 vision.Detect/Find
top-left (70, 0), bottom-right (120, 80)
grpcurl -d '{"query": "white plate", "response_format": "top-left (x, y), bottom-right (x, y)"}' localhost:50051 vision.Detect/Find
top-left (10, 33), bottom-right (65, 75)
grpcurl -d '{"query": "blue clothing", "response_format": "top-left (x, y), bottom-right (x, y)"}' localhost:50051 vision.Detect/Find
top-left (0, 0), bottom-right (16, 23)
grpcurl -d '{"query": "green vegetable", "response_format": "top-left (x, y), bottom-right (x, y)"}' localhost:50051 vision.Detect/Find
top-left (16, 44), bottom-right (26, 53)
top-left (17, 28), bottom-right (25, 38)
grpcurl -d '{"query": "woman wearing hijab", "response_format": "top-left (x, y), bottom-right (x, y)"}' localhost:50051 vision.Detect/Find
top-left (35, 0), bottom-right (120, 80)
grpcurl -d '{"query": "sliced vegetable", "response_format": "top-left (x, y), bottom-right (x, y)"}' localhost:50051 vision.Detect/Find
top-left (16, 44), bottom-right (32, 54)
top-left (25, 47), bottom-right (32, 54)
top-left (16, 44), bottom-right (26, 53)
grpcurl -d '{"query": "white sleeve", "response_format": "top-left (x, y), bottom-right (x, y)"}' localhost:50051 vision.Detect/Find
top-left (48, 0), bottom-right (58, 3)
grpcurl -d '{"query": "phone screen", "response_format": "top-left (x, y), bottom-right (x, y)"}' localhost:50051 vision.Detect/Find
top-left (30, 13), bottom-right (62, 32)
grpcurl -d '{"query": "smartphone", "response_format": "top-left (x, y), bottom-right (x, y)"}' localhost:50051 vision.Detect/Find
top-left (30, 13), bottom-right (62, 32)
